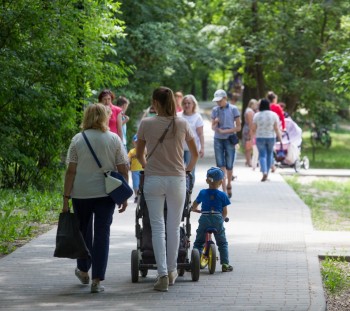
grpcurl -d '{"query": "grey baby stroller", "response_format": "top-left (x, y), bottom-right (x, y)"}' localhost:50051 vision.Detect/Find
top-left (131, 172), bottom-right (200, 283)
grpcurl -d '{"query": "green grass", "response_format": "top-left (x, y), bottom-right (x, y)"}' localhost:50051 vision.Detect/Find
top-left (321, 255), bottom-right (350, 294)
top-left (301, 129), bottom-right (350, 168)
top-left (0, 188), bottom-right (60, 255)
top-left (286, 176), bottom-right (350, 231)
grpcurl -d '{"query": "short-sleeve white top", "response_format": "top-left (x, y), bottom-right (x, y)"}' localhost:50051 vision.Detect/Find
top-left (66, 129), bottom-right (128, 198)
top-left (253, 111), bottom-right (279, 138)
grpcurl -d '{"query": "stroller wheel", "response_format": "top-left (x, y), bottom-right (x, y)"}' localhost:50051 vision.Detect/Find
top-left (131, 250), bottom-right (139, 283)
top-left (294, 160), bottom-right (301, 173)
top-left (140, 269), bottom-right (148, 278)
top-left (191, 249), bottom-right (200, 282)
top-left (302, 156), bottom-right (310, 170)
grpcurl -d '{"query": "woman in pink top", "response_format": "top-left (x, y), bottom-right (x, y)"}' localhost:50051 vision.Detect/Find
top-left (136, 86), bottom-right (198, 292)
top-left (98, 89), bottom-right (123, 140)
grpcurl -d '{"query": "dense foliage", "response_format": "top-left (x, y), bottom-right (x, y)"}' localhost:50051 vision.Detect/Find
top-left (0, 0), bottom-right (350, 190)
top-left (0, 0), bottom-right (128, 189)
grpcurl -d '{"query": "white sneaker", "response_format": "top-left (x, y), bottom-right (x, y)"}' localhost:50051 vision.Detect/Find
top-left (168, 270), bottom-right (178, 286)
top-left (153, 275), bottom-right (168, 292)
top-left (91, 282), bottom-right (105, 293)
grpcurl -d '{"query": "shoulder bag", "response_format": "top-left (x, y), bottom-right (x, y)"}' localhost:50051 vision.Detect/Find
top-left (82, 132), bottom-right (133, 205)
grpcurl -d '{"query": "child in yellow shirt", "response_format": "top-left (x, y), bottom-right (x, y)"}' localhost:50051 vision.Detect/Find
top-left (128, 135), bottom-right (143, 203)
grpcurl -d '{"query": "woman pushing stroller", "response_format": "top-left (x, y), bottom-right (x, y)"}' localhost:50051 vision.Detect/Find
top-left (136, 86), bottom-right (199, 292)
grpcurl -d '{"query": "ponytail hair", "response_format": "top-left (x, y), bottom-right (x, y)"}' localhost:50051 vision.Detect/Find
top-left (152, 86), bottom-right (176, 117)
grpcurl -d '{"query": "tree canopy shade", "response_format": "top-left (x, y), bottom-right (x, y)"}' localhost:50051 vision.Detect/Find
top-left (1, 0), bottom-right (350, 190)
top-left (0, 0), bottom-right (129, 189)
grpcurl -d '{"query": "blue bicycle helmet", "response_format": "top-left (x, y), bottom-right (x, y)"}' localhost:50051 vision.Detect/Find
top-left (206, 167), bottom-right (224, 182)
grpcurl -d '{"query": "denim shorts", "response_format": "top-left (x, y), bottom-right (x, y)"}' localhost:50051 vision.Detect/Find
top-left (131, 171), bottom-right (141, 190)
top-left (214, 138), bottom-right (236, 170)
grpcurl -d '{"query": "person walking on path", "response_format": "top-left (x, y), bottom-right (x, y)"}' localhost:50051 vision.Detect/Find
top-left (62, 103), bottom-right (129, 293)
top-left (191, 167), bottom-right (233, 272)
top-left (242, 99), bottom-right (258, 167)
top-left (252, 99), bottom-right (282, 182)
top-left (128, 134), bottom-right (143, 203)
top-left (267, 91), bottom-right (285, 131)
top-left (177, 94), bottom-right (204, 185)
top-left (174, 91), bottom-right (184, 112)
top-left (116, 96), bottom-right (130, 151)
top-left (98, 89), bottom-right (123, 140)
top-left (211, 89), bottom-right (241, 198)
top-left (136, 86), bottom-right (199, 292)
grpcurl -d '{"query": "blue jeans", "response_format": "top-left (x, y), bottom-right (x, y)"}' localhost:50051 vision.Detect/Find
top-left (214, 138), bottom-right (236, 170)
top-left (184, 150), bottom-right (196, 185)
top-left (72, 196), bottom-right (115, 281)
top-left (193, 214), bottom-right (229, 264)
top-left (143, 175), bottom-right (186, 276)
top-left (256, 137), bottom-right (276, 174)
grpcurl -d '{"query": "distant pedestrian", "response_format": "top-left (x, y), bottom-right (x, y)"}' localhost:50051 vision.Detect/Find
top-left (252, 99), bottom-right (282, 182)
top-left (177, 94), bottom-right (204, 185)
top-left (116, 96), bottom-right (130, 150)
top-left (191, 167), bottom-right (233, 272)
top-left (98, 89), bottom-right (123, 140)
top-left (128, 134), bottom-right (143, 203)
top-left (142, 103), bottom-right (157, 119)
top-left (211, 89), bottom-right (241, 198)
top-left (136, 86), bottom-right (199, 292)
top-left (242, 99), bottom-right (258, 167)
top-left (174, 91), bottom-right (183, 112)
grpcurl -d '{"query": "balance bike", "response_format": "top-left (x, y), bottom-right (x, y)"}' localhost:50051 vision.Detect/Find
top-left (200, 217), bottom-right (229, 274)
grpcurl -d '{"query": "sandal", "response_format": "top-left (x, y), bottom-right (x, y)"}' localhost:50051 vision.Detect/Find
top-left (227, 185), bottom-right (232, 198)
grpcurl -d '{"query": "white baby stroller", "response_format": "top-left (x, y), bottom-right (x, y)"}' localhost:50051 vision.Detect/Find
top-left (274, 117), bottom-right (310, 172)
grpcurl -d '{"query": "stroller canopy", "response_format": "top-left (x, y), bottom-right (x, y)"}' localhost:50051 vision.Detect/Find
top-left (285, 117), bottom-right (302, 147)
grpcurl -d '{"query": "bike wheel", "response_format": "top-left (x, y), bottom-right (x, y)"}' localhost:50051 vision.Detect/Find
top-left (208, 244), bottom-right (217, 274)
top-left (200, 246), bottom-right (208, 269)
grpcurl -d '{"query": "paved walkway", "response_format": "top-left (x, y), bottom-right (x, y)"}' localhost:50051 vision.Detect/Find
top-left (1, 109), bottom-right (350, 310)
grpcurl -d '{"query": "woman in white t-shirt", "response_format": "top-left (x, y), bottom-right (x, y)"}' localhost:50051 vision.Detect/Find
top-left (177, 94), bottom-right (204, 185)
top-left (62, 103), bottom-right (129, 293)
top-left (252, 99), bottom-right (282, 182)
top-left (136, 87), bottom-right (199, 292)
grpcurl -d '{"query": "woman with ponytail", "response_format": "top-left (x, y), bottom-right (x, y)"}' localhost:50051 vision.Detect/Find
top-left (136, 87), bottom-right (199, 292)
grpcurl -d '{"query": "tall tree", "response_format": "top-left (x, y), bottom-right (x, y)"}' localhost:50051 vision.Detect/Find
top-left (0, 0), bottom-right (128, 189)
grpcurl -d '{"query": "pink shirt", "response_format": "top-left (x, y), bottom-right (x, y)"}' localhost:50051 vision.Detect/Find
top-left (109, 104), bottom-right (122, 135)
top-left (137, 116), bottom-right (194, 177)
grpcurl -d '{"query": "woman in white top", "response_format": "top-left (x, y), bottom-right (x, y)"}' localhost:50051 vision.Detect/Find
top-left (177, 94), bottom-right (204, 185)
top-left (62, 103), bottom-right (129, 293)
top-left (136, 87), bottom-right (198, 292)
top-left (252, 99), bottom-right (282, 182)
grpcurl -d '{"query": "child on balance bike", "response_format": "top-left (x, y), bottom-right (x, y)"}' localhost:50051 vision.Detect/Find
top-left (191, 167), bottom-right (233, 272)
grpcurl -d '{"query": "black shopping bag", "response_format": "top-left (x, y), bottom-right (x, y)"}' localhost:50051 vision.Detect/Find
top-left (53, 211), bottom-right (90, 259)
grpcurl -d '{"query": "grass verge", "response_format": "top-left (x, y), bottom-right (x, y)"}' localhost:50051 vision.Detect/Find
top-left (0, 188), bottom-right (60, 256)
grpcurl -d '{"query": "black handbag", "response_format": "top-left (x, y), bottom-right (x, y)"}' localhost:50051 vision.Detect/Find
top-left (82, 132), bottom-right (133, 205)
top-left (53, 210), bottom-right (90, 259)
top-left (228, 134), bottom-right (239, 145)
